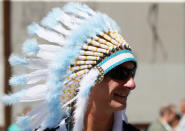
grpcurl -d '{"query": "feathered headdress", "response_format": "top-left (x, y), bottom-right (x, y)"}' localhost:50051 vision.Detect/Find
top-left (1, 2), bottom-right (137, 131)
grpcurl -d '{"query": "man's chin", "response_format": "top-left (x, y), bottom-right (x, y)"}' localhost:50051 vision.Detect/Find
top-left (110, 100), bottom-right (127, 111)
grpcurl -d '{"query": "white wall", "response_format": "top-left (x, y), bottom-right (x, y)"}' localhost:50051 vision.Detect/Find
top-left (10, 1), bottom-right (185, 124)
top-left (0, 1), bottom-right (5, 126)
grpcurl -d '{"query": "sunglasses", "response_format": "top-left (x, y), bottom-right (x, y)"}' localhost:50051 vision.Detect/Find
top-left (107, 66), bottom-right (136, 81)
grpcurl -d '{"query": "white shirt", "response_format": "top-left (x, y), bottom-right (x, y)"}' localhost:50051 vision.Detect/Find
top-left (178, 114), bottom-right (185, 131)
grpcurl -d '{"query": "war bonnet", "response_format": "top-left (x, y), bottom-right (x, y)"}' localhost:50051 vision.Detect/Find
top-left (1, 2), bottom-right (137, 131)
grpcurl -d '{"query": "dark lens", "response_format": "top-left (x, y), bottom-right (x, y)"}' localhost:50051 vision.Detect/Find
top-left (121, 68), bottom-right (130, 79)
top-left (108, 67), bottom-right (122, 80)
top-left (130, 68), bottom-right (136, 78)
top-left (108, 66), bottom-right (136, 80)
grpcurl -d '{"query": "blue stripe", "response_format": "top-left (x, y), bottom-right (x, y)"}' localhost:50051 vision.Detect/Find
top-left (98, 50), bottom-right (134, 66)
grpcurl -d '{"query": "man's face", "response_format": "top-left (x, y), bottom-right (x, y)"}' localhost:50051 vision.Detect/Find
top-left (167, 107), bottom-right (176, 123)
top-left (89, 61), bottom-right (136, 112)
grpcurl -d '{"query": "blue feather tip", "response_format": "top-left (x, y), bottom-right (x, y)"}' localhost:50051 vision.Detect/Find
top-left (51, 8), bottom-right (64, 21)
top-left (0, 94), bottom-right (20, 105)
top-left (9, 54), bottom-right (28, 66)
top-left (22, 39), bottom-right (40, 56)
top-left (9, 75), bottom-right (26, 86)
top-left (16, 116), bottom-right (31, 128)
top-left (0, 89), bottom-right (26, 105)
top-left (41, 12), bottom-right (58, 29)
top-left (27, 23), bottom-right (41, 36)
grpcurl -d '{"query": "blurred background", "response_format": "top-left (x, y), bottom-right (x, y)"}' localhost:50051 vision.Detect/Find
top-left (0, 0), bottom-right (185, 131)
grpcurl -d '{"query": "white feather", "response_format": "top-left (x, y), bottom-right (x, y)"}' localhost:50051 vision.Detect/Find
top-left (37, 51), bottom-right (58, 61)
top-left (21, 102), bottom-right (49, 129)
top-left (39, 44), bottom-right (62, 52)
top-left (73, 68), bottom-right (99, 131)
top-left (30, 107), bottom-right (49, 129)
top-left (73, 97), bottom-right (89, 131)
top-left (26, 59), bottom-right (48, 69)
top-left (50, 24), bottom-right (71, 36)
top-left (56, 10), bottom-right (83, 29)
top-left (74, 4), bottom-right (96, 16)
top-left (64, 9), bottom-right (90, 19)
top-left (59, 19), bottom-right (79, 30)
top-left (36, 26), bottom-right (65, 45)
top-left (26, 69), bottom-right (49, 84)
top-left (27, 102), bottom-right (48, 116)
top-left (20, 84), bottom-right (49, 102)
top-left (58, 11), bottom-right (82, 24)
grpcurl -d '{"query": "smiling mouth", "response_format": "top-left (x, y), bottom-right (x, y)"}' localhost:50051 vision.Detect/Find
top-left (113, 93), bottom-right (128, 104)
top-left (114, 93), bottom-right (128, 98)
top-left (112, 91), bottom-right (130, 106)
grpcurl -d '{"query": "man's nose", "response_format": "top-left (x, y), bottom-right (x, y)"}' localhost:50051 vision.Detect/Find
top-left (122, 76), bottom-right (136, 90)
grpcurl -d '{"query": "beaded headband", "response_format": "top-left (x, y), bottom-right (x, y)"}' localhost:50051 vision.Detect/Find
top-left (1, 2), bottom-right (137, 130)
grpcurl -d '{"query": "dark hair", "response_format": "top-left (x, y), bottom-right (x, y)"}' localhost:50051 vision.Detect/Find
top-left (174, 113), bottom-right (181, 121)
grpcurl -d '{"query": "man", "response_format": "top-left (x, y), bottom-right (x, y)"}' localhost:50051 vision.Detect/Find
top-left (1, 2), bottom-right (139, 131)
top-left (148, 104), bottom-right (176, 131)
top-left (84, 61), bottom-right (137, 131)
top-left (43, 61), bottom-right (138, 131)
top-left (178, 98), bottom-right (185, 131)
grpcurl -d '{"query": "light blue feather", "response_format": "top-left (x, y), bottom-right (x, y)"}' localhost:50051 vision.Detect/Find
top-left (43, 78), bottom-right (64, 127)
top-left (44, 96), bottom-right (63, 128)
top-left (70, 2), bottom-right (94, 16)
top-left (63, 4), bottom-right (88, 19)
top-left (52, 8), bottom-right (64, 21)
top-left (50, 50), bottom-right (77, 76)
top-left (63, 2), bottom-right (120, 32)
top-left (16, 116), bottom-right (31, 128)
top-left (27, 23), bottom-right (41, 36)
top-left (63, 2), bottom-right (92, 16)
top-left (41, 12), bottom-right (58, 29)
top-left (0, 89), bottom-right (26, 105)
top-left (22, 39), bottom-right (40, 56)
top-left (9, 54), bottom-right (28, 66)
top-left (47, 83), bottom-right (62, 101)
top-left (9, 75), bottom-right (26, 86)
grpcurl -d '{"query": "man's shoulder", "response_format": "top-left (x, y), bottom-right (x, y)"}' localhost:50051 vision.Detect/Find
top-left (147, 119), bottom-right (166, 131)
top-left (123, 121), bottom-right (140, 131)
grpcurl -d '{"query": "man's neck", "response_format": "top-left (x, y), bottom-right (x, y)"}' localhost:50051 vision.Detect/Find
top-left (84, 101), bottom-right (114, 131)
